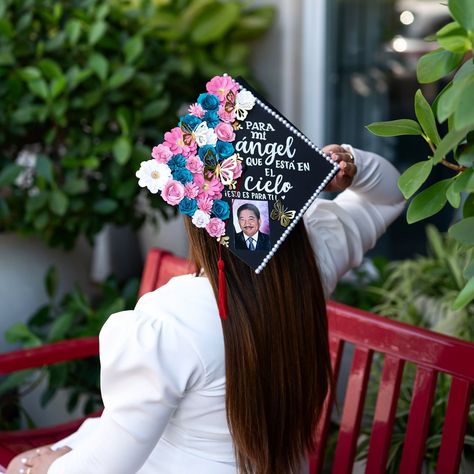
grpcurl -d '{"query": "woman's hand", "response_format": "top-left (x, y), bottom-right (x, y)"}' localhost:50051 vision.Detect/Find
top-left (6, 446), bottom-right (71, 474)
top-left (322, 144), bottom-right (357, 192)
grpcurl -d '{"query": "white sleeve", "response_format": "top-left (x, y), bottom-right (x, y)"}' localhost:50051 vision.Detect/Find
top-left (48, 307), bottom-right (205, 474)
top-left (303, 145), bottom-right (406, 299)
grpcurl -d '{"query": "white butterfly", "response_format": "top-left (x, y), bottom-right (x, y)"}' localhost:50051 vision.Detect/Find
top-left (192, 122), bottom-right (217, 147)
top-left (215, 155), bottom-right (241, 185)
top-left (234, 90), bottom-right (256, 121)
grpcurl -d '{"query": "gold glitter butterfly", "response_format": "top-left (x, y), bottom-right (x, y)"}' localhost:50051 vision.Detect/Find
top-left (218, 235), bottom-right (230, 247)
top-left (224, 90), bottom-right (235, 113)
top-left (270, 199), bottom-right (296, 227)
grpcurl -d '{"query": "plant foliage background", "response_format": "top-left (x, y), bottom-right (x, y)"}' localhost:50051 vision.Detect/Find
top-left (0, 0), bottom-right (274, 248)
top-left (368, 0), bottom-right (474, 310)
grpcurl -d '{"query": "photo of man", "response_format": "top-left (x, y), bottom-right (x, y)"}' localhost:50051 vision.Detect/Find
top-left (235, 202), bottom-right (271, 251)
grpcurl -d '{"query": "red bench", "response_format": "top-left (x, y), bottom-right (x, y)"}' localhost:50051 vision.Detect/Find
top-left (1, 248), bottom-right (473, 473)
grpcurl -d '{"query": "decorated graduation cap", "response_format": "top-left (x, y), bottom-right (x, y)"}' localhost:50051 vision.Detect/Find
top-left (136, 74), bottom-right (339, 318)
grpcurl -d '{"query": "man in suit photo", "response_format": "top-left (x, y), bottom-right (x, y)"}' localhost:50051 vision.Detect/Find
top-left (234, 203), bottom-right (271, 251)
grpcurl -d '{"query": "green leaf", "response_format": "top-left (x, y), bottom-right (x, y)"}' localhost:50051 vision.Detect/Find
top-left (49, 190), bottom-right (68, 216)
top-left (88, 21), bottom-right (107, 45)
top-left (142, 96), bottom-right (170, 120)
top-left (398, 160), bottom-right (433, 199)
top-left (36, 155), bottom-right (54, 183)
top-left (231, 6), bottom-right (275, 40)
top-left (190, 2), bottom-right (241, 45)
top-left (449, 0), bottom-right (474, 31)
top-left (406, 179), bottom-right (451, 224)
top-left (437, 75), bottom-right (474, 123)
top-left (436, 21), bottom-right (471, 54)
top-left (93, 199), bottom-right (118, 214)
top-left (45, 266), bottom-right (58, 299)
top-left (414, 89), bottom-right (441, 146)
top-left (108, 66), bottom-right (135, 89)
top-left (0, 164), bottom-right (22, 187)
top-left (448, 216), bottom-right (474, 245)
top-left (66, 19), bottom-right (81, 44)
top-left (464, 259), bottom-right (474, 279)
top-left (0, 370), bottom-right (34, 397)
top-left (88, 53), bottom-right (109, 81)
top-left (5, 323), bottom-right (40, 345)
top-left (34, 212), bottom-right (48, 230)
top-left (452, 276), bottom-right (474, 310)
top-left (463, 193), bottom-right (474, 218)
top-left (113, 136), bottom-right (132, 164)
top-left (446, 181), bottom-right (461, 208)
top-left (18, 66), bottom-right (41, 81)
top-left (28, 79), bottom-right (49, 100)
top-left (416, 49), bottom-right (463, 84)
top-left (38, 59), bottom-right (62, 79)
top-left (48, 312), bottom-right (75, 342)
top-left (116, 107), bottom-right (131, 135)
top-left (50, 76), bottom-right (66, 99)
top-left (458, 143), bottom-right (474, 167)
top-left (453, 79), bottom-right (474, 129)
top-left (366, 119), bottom-right (422, 137)
top-left (124, 35), bottom-right (144, 63)
top-left (433, 128), bottom-right (470, 164)
top-left (453, 168), bottom-right (474, 192)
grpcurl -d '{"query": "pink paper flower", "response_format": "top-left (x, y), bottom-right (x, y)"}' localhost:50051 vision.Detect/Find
top-left (206, 75), bottom-right (239, 103)
top-left (194, 172), bottom-right (224, 199)
top-left (217, 104), bottom-right (236, 123)
top-left (214, 122), bottom-right (236, 142)
top-left (164, 127), bottom-right (196, 157)
top-left (188, 103), bottom-right (205, 118)
top-left (206, 218), bottom-right (226, 238)
top-left (184, 182), bottom-right (199, 199)
top-left (161, 179), bottom-right (185, 205)
top-left (197, 195), bottom-right (214, 214)
top-left (186, 155), bottom-right (204, 174)
top-left (151, 144), bottom-right (172, 163)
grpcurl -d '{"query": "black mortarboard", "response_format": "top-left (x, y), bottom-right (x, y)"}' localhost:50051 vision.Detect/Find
top-left (221, 77), bottom-right (339, 273)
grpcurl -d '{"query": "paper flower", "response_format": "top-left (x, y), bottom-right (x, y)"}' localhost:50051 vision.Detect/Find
top-left (203, 110), bottom-right (219, 128)
top-left (193, 122), bottom-right (218, 148)
top-left (211, 199), bottom-right (230, 220)
top-left (217, 104), bottom-right (236, 123)
top-left (188, 103), bottom-right (205, 118)
top-left (206, 75), bottom-right (239, 102)
top-left (197, 93), bottom-right (220, 112)
top-left (197, 195), bottom-right (214, 214)
top-left (178, 197), bottom-right (198, 216)
top-left (151, 144), bottom-right (172, 164)
top-left (161, 179), bottom-right (185, 205)
top-left (192, 209), bottom-right (211, 228)
top-left (168, 154), bottom-right (187, 171)
top-left (214, 122), bottom-right (235, 142)
top-left (164, 127), bottom-right (196, 157)
top-left (184, 182), bottom-right (199, 198)
top-left (194, 172), bottom-right (224, 199)
top-left (216, 140), bottom-right (235, 159)
top-left (172, 167), bottom-right (193, 185)
top-left (206, 217), bottom-right (226, 238)
top-left (136, 160), bottom-right (172, 194)
top-left (234, 90), bottom-right (256, 120)
top-left (185, 155), bottom-right (204, 174)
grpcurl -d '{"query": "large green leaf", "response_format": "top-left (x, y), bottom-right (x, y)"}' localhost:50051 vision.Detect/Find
top-left (436, 21), bottom-right (471, 54)
top-left (28, 79), bottom-right (49, 100)
top-left (366, 119), bottom-right (422, 137)
top-left (88, 20), bottom-right (107, 45)
top-left (190, 2), bottom-right (240, 45)
top-left (48, 312), bottom-right (75, 342)
top-left (453, 79), bottom-right (474, 129)
top-left (113, 136), bottom-right (132, 164)
top-left (452, 276), bottom-right (474, 310)
top-left (448, 216), bottom-right (474, 244)
top-left (93, 199), bottom-right (118, 214)
top-left (18, 66), bottom-right (41, 81)
top-left (231, 6), bottom-right (276, 40)
top-left (453, 168), bottom-right (474, 192)
top-left (437, 75), bottom-right (474, 123)
top-left (124, 35), bottom-right (144, 63)
top-left (88, 53), bottom-right (108, 81)
top-left (406, 179), bottom-right (451, 224)
top-left (414, 89), bottom-right (441, 145)
top-left (446, 181), bottom-right (461, 208)
top-left (108, 66), bottom-right (135, 89)
top-left (449, 0), bottom-right (474, 31)
top-left (416, 49), bottom-right (463, 84)
top-left (38, 59), bottom-right (62, 80)
top-left (49, 190), bottom-right (68, 216)
top-left (0, 164), bottom-right (22, 187)
top-left (398, 160), bottom-right (433, 199)
top-left (463, 193), bottom-right (474, 217)
top-left (433, 128), bottom-right (470, 163)
top-left (36, 155), bottom-right (54, 183)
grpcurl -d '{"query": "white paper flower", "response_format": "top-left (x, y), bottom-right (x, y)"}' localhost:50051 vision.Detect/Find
top-left (234, 90), bottom-right (256, 120)
top-left (136, 159), bottom-right (172, 194)
top-left (193, 122), bottom-right (218, 147)
top-left (192, 209), bottom-right (211, 228)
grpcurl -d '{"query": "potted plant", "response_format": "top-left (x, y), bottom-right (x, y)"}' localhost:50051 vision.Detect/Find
top-left (367, 0), bottom-right (474, 310)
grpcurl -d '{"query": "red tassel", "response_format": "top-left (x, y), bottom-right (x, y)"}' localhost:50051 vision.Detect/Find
top-left (217, 256), bottom-right (228, 320)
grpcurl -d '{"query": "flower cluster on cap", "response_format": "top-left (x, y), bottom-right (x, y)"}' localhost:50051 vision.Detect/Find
top-left (136, 74), bottom-right (256, 242)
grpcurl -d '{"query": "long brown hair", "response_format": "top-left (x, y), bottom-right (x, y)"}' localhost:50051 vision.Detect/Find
top-left (185, 218), bottom-right (332, 474)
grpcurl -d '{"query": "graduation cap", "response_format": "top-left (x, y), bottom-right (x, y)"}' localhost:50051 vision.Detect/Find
top-left (136, 74), bottom-right (339, 317)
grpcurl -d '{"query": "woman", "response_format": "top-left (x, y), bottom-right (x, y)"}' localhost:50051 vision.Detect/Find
top-left (6, 141), bottom-right (405, 474)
